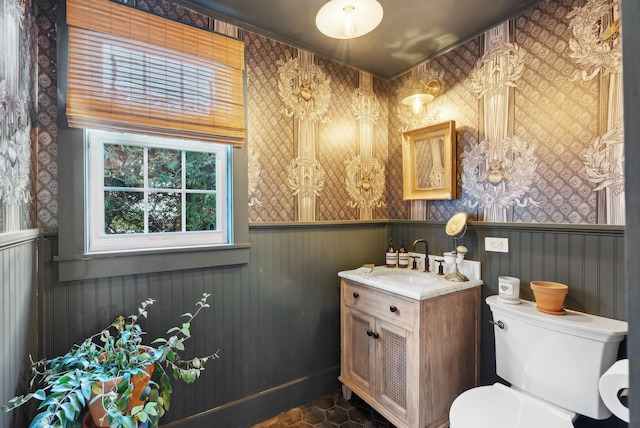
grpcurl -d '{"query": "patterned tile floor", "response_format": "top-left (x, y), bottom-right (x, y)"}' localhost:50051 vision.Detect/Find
top-left (251, 390), bottom-right (395, 428)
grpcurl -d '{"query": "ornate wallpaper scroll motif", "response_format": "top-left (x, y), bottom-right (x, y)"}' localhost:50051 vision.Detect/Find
top-left (349, 72), bottom-right (383, 220)
top-left (583, 123), bottom-right (624, 196)
top-left (470, 35), bottom-right (526, 99)
top-left (567, 0), bottom-right (621, 81)
top-left (278, 53), bottom-right (330, 221)
top-left (0, 82), bottom-right (30, 205)
top-left (463, 136), bottom-right (540, 212)
top-left (466, 25), bottom-right (538, 220)
top-left (1, 0), bottom-right (31, 211)
top-left (351, 87), bottom-right (380, 124)
top-left (277, 57), bottom-right (331, 122)
top-left (345, 155), bottom-right (385, 211)
top-left (247, 147), bottom-right (263, 207)
top-left (287, 146), bottom-right (325, 200)
top-left (567, 0), bottom-right (623, 223)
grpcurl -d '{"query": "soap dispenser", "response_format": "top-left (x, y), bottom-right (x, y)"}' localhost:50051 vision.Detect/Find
top-left (385, 239), bottom-right (396, 268)
top-left (398, 240), bottom-right (409, 268)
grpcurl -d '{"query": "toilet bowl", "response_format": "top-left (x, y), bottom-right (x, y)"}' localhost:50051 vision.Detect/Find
top-left (449, 296), bottom-right (628, 428)
top-left (449, 383), bottom-right (575, 428)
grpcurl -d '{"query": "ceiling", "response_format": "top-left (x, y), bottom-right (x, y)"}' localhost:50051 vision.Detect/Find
top-left (170, 0), bottom-right (545, 81)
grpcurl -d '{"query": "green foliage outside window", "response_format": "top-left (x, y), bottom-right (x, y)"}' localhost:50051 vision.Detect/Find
top-left (103, 144), bottom-right (218, 235)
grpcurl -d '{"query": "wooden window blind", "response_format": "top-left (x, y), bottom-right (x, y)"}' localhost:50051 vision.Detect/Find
top-left (66, 0), bottom-right (246, 146)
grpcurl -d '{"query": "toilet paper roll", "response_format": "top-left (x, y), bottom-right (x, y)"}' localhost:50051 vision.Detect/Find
top-left (598, 359), bottom-right (629, 422)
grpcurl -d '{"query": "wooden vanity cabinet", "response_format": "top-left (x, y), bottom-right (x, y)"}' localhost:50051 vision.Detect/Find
top-left (339, 278), bottom-right (481, 428)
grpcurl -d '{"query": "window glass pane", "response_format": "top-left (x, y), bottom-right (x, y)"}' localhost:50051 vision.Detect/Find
top-left (148, 148), bottom-right (181, 189)
top-left (104, 144), bottom-right (144, 188)
top-left (149, 192), bottom-right (181, 232)
top-left (186, 151), bottom-right (216, 190)
top-left (105, 190), bottom-right (144, 234)
top-left (186, 193), bottom-right (217, 231)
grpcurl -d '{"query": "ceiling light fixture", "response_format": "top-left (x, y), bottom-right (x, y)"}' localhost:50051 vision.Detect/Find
top-left (316, 0), bottom-right (383, 39)
top-left (400, 78), bottom-right (442, 114)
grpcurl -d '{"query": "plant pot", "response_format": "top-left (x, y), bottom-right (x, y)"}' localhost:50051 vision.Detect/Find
top-left (88, 363), bottom-right (155, 427)
top-left (82, 412), bottom-right (95, 428)
top-left (530, 280), bottom-right (568, 315)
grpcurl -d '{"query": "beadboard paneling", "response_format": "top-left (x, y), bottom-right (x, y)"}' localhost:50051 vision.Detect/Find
top-left (41, 222), bottom-right (387, 427)
top-left (38, 222), bottom-right (626, 427)
top-left (389, 222), bottom-right (625, 317)
top-left (0, 230), bottom-right (39, 428)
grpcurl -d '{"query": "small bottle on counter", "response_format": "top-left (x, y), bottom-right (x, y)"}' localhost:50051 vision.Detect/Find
top-left (398, 240), bottom-right (409, 268)
top-left (385, 239), bottom-right (397, 267)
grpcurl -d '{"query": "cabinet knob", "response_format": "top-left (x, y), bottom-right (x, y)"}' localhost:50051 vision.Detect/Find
top-left (389, 305), bottom-right (397, 313)
top-left (353, 292), bottom-right (359, 298)
top-left (372, 332), bottom-right (380, 339)
top-left (367, 329), bottom-right (373, 336)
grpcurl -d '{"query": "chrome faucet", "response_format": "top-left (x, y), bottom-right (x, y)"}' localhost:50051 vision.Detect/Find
top-left (412, 239), bottom-right (429, 272)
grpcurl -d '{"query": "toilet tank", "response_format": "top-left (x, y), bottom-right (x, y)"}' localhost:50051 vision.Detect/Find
top-left (486, 295), bottom-right (627, 420)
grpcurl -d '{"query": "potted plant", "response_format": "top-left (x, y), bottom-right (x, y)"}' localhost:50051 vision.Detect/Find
top-left (2, 293), bottom-right (219, 428)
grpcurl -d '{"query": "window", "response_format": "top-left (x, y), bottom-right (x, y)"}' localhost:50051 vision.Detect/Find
top-left (86, 130), bottom-right (230, 253)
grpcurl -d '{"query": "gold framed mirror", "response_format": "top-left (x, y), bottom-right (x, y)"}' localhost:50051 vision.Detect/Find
top-left (402, 120), bottom-right (456, 200)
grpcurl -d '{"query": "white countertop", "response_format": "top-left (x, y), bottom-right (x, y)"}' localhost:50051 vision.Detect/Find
top-left (338, 265), bottom-right (483, 300)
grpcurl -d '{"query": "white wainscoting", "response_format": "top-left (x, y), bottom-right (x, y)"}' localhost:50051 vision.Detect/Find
top-left (0, 229), bottom-right (39, 428)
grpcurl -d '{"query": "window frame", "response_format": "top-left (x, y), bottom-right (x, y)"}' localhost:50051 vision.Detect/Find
top-left (56, 127), bottom-right (250, 282)
top-left (85, 130), bottom-right (230, 254)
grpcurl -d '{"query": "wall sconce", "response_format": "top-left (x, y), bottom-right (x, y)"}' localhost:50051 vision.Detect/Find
top-left (316, 0), bottom-right (383, 39)
top-left (400, 78), bottom-right (442, 114)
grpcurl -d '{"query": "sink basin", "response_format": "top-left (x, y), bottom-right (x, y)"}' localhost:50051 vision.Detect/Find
top-left (372, 267), bottom-right (434, 280)
top-left (374, 272), bottom-right (434, 285)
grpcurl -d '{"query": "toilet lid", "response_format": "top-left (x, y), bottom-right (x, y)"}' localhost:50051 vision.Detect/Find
top-left (449, 383), bottom-right (575, 428)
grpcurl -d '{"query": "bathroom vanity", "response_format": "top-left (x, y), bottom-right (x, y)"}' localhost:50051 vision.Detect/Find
top-left (338, 266), bottom-right (482, 428)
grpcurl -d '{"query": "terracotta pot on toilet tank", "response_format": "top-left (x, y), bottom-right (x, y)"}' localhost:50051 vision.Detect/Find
top-left (530, 281), bottom-right (568, 315)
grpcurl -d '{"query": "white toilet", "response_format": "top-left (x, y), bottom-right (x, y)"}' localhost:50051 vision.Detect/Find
top-left (449, 295), bottom-right (628, 428)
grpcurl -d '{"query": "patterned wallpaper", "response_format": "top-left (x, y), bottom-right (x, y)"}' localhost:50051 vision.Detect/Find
top-left (512, 1), bottom-right (600, 223)
top-left (315, 57), bottom-right (361, 222)
top-left (397, 0), bottom-right (620, 224)
top-left (24, 0), bottom-right (623, 229)
top-left (35, 0), bottom-right (58, 229)
top-left (244, 33), bottom-right (295, 222)
top-left (0, 0), bottom-right (37, 232)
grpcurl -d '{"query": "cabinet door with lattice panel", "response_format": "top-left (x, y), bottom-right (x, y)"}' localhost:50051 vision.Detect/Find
top-left (376, 318), bottom-right (413, 426)
top-left (342, 306), bottom-right (376, 396)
